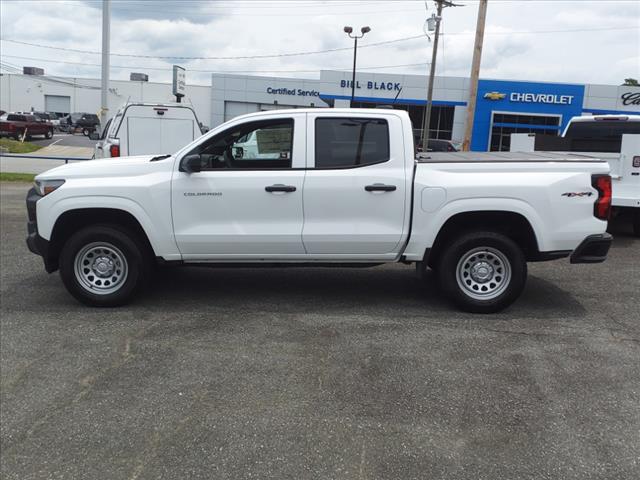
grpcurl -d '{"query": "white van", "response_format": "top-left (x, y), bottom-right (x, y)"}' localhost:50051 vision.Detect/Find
top-left (92, 103), bottom-right (203, 158)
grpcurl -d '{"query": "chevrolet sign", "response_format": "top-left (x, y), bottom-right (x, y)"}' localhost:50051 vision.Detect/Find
top-left (484, 91), bottom-right (506, 100)
top-left (510, 92), bottom-right (574, 105)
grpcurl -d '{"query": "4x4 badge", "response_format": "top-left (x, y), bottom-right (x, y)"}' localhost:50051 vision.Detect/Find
top-left (562, 192), bottom-right (593, 197)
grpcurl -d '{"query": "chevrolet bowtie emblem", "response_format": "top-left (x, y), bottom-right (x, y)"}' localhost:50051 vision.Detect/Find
top-left (483, 91), bottom-right (506, 100)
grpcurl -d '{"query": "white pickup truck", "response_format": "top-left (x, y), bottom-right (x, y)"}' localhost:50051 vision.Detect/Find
top-left (27, 109), bottom-right (613, 313)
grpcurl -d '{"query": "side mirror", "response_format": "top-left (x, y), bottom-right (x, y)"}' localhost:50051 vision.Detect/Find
top-left (89, 131), bottom-right (100, 140)
top-left (181, 154), bottom-right (203, 173)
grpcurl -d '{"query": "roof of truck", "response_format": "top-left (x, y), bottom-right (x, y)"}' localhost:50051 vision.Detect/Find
top-left (567, 114), bottom-right (640, 123)
top-left (231, 107), bottom-right (409, 121)
top-left (417, 151), bottom-right (610, 163)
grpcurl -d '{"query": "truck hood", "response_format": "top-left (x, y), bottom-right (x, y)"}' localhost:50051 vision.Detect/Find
top-left (35, 155), bottom-right (172, 180)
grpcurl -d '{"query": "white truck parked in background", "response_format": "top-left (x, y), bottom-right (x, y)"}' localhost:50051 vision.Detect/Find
top-left (92, 102), bottom-right (203, 158)
top-left (28, 109), bottom-right (613, 313)
top-left (511, 114), bottom-right (640, 236)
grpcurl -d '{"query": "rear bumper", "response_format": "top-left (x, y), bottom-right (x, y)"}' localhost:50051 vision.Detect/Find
top-left (570, 233), bottom-right (613, 264)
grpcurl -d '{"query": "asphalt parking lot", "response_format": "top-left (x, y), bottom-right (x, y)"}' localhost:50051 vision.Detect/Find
top-left (1, 182), bottom-right (638, 480)
top-left (30, 132), bottom-right (98, 149)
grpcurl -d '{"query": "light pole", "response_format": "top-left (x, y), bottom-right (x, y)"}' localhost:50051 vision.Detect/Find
top-left (344, 25), bottom-right (371, 107)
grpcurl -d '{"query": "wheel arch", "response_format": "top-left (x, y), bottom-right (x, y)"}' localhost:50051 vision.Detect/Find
top-left (426, 210), bottom-right (542, 267)
top-left (47, 208), bottom-right (156, 271)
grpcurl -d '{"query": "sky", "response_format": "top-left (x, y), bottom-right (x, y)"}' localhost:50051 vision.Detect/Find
top-left (0, 0), bottom-right (639, 86)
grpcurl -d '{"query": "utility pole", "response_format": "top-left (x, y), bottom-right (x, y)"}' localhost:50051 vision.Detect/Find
top-left (100, 0), bottom-right (111, 130)
top-left (462, 0), bottom-right (488, 151)
top-left (420, 0), bottom-right (461, 150)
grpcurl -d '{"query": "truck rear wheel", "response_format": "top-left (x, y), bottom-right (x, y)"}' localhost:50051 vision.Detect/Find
top-left (437, 231), bottom-right (527, 313)
top-left (633, 209), bottom-right (640, 237)
top-left (45, 129), bottom-right (53, 139)
top-left (59, 225), bottom-right (147, 307)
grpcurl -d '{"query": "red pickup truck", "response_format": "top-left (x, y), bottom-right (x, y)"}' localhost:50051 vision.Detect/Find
top-left (0, 113), bottom-right (54, 140)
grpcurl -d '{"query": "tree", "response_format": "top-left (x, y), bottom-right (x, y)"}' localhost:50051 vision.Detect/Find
top-left (622, 78), bottom-right (639, 86)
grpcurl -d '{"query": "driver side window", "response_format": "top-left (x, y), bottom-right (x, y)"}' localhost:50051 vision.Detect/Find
top-left (187, 118), bottom-right (294, 170)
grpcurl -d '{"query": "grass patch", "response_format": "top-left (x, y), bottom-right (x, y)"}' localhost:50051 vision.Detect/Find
top-left (0, 138), bottom-right (42, 154)
top-left (0, 172), bottom-right (36, 182)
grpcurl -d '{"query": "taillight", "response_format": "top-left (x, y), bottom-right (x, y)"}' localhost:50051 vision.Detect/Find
top-left (591, 174), bottom-right (612, 221)
top-left (110, 144), bottom-right (120, 157)
top-left (633, 156), bottom-right (640, 168)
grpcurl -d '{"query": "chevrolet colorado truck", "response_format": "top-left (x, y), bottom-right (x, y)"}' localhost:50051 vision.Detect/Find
top-left (26, 109), bottom-right (613, 313)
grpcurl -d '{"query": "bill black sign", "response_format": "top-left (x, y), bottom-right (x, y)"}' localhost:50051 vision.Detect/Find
top-left (340, 80), bottom-right (402, 92)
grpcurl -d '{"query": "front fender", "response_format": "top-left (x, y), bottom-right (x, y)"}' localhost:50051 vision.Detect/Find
top-left (36, 195), bottom-right (181, 259)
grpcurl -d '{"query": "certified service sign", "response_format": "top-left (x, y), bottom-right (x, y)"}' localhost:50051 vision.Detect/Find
top-left (173, 65), bottom-right (186, 98)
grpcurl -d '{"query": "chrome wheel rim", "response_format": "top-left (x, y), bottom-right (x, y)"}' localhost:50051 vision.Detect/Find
top-left (74, 242), bottom-right (128, 295)
top-left (456, 247), bottom-right (511, 301)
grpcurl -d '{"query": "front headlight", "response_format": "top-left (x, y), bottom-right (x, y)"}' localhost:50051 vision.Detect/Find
top-left (34, 179), bottom-right (65, 196)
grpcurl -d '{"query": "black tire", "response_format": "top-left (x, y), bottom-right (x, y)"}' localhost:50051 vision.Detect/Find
top-left (82, 128), bottom-right (90, 136)
top-left (437, 231), bottom-right (527, 314)
top-left (633, 209), bottom-right (640, 238)
top-left (59, 225), bottom-right (147, 307)
top-left (45, 129), bottom-right (53, 139)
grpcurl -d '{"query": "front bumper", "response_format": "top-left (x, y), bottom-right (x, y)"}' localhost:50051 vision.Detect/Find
top-left (570, 233), bottom-right (613, 264)
top-left (26, 187), bottom-right (56, 273)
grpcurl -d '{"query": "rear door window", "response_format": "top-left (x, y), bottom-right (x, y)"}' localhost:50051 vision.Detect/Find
top-left (315, 118), bottom-right (389, 168)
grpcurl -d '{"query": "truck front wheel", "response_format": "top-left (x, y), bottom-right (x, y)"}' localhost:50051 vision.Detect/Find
top-left (59, 225), bottom-right (147, 307)
top-left (437, 231), bottom-right (527, 313)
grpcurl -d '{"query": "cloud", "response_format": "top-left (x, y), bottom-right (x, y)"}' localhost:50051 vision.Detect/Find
top-left (0, 0), bottom-right (638, 88)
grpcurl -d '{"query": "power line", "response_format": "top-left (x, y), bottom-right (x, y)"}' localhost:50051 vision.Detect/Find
top-left (0, 35), bottom-right (427, 60)
top-left (1, 25), bottom-right (635, 61)
top-left (0, 61), bottom-right (101, 89)
top-left (0, 54), bottom-right (429, 74)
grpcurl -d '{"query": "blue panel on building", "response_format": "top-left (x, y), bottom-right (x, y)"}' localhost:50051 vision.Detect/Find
top-left (471, 79), bottom-right (585, 151)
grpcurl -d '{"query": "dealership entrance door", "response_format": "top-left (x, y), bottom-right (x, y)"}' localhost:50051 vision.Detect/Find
top-left (489, 112), bottom-right (561, 151)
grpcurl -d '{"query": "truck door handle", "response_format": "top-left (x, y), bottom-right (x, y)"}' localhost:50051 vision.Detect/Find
top-left (265, 184), bottom-right (296, 193)
top-left (365, 184), bottom-right (396, 192)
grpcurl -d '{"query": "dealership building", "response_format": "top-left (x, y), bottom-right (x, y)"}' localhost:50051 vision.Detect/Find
top-left (2, 69), bottom-right (639, 151)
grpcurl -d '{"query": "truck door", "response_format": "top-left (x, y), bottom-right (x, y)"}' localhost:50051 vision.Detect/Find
top-left (171, 114), bottom-right (306, 258)
top-left (302, 113), bottom-right (409, 256)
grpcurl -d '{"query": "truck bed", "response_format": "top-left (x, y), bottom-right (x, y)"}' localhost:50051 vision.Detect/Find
top-left (417, 151), bottom-right (608, 163)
